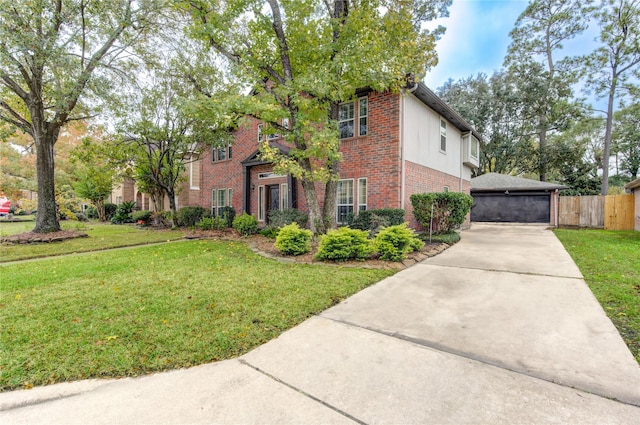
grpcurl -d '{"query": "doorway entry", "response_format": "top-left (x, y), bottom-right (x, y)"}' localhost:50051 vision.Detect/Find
top-left (265, 185), bottom-right (280, 224)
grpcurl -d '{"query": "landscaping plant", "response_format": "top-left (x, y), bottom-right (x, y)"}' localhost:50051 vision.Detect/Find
top-left (232, 212), bottom-right (258, 236)
top-left (316, 227), bottom-right (373, 261)
top-left (411, 192), bottom-right (473, 233)
top-left (374, 223), bottom-right (424, 261)
top-left (275, 223), bottom-right (313, 256)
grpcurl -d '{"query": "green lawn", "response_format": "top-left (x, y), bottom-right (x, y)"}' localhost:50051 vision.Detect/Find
top-left (0, 239), bottom-right (393, 391)
top-left (0, 222), bottom-right (187, 262)
top-left (554, 229), bottom-right (640, 364)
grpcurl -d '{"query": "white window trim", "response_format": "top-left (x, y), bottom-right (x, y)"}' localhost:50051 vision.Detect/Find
top-left (257, 124), bottom-right (264, 142)
top-left (358, 178), bottom-right (367, 212)
top-left (440, 118), bottom-right (447, 153)
top-left (470, 136), bottom-right (479, 159)
top-left (339, 102), bottom-right (355, 139)
top-left (336, 178), bottom-right (355, 224)
top-left (358, 97), bottom-right (368, 136)
top-left (258, 185), bottom-right (265, 221)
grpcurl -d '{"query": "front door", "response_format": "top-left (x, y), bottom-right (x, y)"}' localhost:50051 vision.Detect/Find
top-left (266, 185), bottom-right (280, 224)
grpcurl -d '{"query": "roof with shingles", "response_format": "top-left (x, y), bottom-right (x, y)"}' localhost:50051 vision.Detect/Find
top-left (471, 173), bottom-right (568, 192)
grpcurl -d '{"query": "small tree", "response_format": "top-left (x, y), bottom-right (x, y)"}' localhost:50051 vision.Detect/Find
top-left (71, 138), bottom-right (115, 222)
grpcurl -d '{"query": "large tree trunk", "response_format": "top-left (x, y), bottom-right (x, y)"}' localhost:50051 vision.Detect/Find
top-left (33, 131), bottom-right (61, 233)
top-left (539, 127), bottom-right (547, 182)
top-left (167, 189), bottom-right (178, 228)
top-left (301, 178), bottom-right (323, 234)
top-left (601, 86), bottom-right (616, 195)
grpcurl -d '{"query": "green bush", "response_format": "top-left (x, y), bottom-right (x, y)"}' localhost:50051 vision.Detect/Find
top-left (268, 209), bottom-right (309, 228)
top-left (411, 192), bottom-right (472, 233)
top-left (219, 206), bottom-right (236, 228)
top-left (196, 216), bottom-right (227, 230)
top-left (232, 212), bottom-right (258, 236)
top-left (373, 223), bottom-right (424, 262)
top-left (111, 201), bottom-right (136, 224)
top-left (177, 206), bottom-right (207, 227)
top-left (349, 208), bottom-right (405, 232)
top-left (316, 227), bottom-right (373, 262)
top-left (104, 203), bottom-right (117, 220)
top-left (260, 226), bottom-right (280, 239)
top-left (132, 210), bottom-right (153, 223)
top-left (275, 223), bottom-right (313, 256)
top-left (85, 206), bottom-right (98, 219)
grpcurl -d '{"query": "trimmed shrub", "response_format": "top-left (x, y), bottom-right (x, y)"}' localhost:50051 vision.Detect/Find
top-left (275, 223), bottom-right (313, 256)
top-left (233, 212), bottom-right (258, 236)
top-left (219, 206), bottom-right (236, 228)
top-left (196, 215), bottom-right (227, 231)
top-left (132, 210), bottom-right (153, 223)
top-left (268, 209), bottom-right (309, 228)
top-left (374, 223), bottom-right (424, 262)
top-left (177, 206), bottom-right (207, 227)
top-left (104, 203), bottom-right (117, 220)
top-left (316, 227), bottom-right (373, 262)
top-left (350, 208), bottom-right (405, 232)
top-left (411, 192), bottom-right (473, 234)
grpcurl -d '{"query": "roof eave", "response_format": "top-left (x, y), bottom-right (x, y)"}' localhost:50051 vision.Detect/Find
top-left (410, 82), bottom-right (482, 141)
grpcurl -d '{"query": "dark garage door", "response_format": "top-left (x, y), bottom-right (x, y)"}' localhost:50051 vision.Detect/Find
top-left (471, 192), bottom-right (550, 223)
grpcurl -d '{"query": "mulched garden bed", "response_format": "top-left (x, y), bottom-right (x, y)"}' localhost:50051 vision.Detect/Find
top-left (1, 230), bottom-right (88, 244)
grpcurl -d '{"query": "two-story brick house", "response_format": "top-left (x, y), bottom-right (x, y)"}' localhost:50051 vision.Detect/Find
top-left (199, 82), bottom-right (480, 229)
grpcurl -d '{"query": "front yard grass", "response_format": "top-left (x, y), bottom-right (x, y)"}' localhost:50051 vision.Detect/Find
top-left (0, 239), bottom-right (393, 391)
top-left (554, 229), bottom-right (640, 364)
top-left (0, 222), bottom-right (187, 262)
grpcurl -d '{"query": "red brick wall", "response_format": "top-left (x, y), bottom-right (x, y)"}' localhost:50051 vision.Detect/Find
top-left (403, 160), bottom-right (471, 229)
top-left (200, 118), bottom-right (262, 215)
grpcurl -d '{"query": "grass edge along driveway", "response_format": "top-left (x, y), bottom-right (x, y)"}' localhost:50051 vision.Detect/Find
top-left (554, 229), bottom-right (640, 365)
top-left (0, 239), bottom-right (393, 391)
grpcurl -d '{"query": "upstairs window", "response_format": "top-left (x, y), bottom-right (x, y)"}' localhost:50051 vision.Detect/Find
top-left (339, 102), bottom-right (355, 139)
top-left (470, 136), bottom-right (479, 159)
top-left (212, 145), bottom-right (232, 162)
top-left (359, 98), bottom-right (368, 136)
top-left (440, 119), bottom-right (447, 152)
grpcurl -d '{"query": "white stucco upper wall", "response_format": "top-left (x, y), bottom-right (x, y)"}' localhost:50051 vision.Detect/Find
top-left (402, 93), bottom-right (472, 181)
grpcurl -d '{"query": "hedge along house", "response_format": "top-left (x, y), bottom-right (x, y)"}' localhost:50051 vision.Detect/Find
top-left (198, 82), bottom-right (480, 229)
top-left (470, 173), bottom-right (568, 226)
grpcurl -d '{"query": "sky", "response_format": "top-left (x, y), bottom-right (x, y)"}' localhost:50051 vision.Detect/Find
top-left (423, 0), bottom-right (601, 94)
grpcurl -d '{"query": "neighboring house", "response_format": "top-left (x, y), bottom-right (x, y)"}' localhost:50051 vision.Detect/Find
top-left (470, 173), bottom-right (567, 226)
top-left (624, 178), bottom-right (640, 231)
top-left (199, 82), bottom-right (480, 229)
top-left (109, 157), bottom-right (202, 211)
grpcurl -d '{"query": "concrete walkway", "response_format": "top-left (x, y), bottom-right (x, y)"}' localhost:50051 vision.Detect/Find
top-left (1, 224), bottom-right (639, 424)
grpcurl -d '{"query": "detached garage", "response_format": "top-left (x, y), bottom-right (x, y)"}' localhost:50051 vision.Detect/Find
top-left (471, 173), bottom-right (567, 225)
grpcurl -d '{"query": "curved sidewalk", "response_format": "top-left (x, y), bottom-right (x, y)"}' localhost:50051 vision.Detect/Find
top-left (1, 224), bottom-right (639, 424)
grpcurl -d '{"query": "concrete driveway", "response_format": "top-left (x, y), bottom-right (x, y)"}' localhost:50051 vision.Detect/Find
top-left (1, 224), bottom-right (639, 424)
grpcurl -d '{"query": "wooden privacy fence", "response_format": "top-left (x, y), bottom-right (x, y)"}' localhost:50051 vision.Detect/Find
top-left (559, 194), bottom-right (634, 230)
